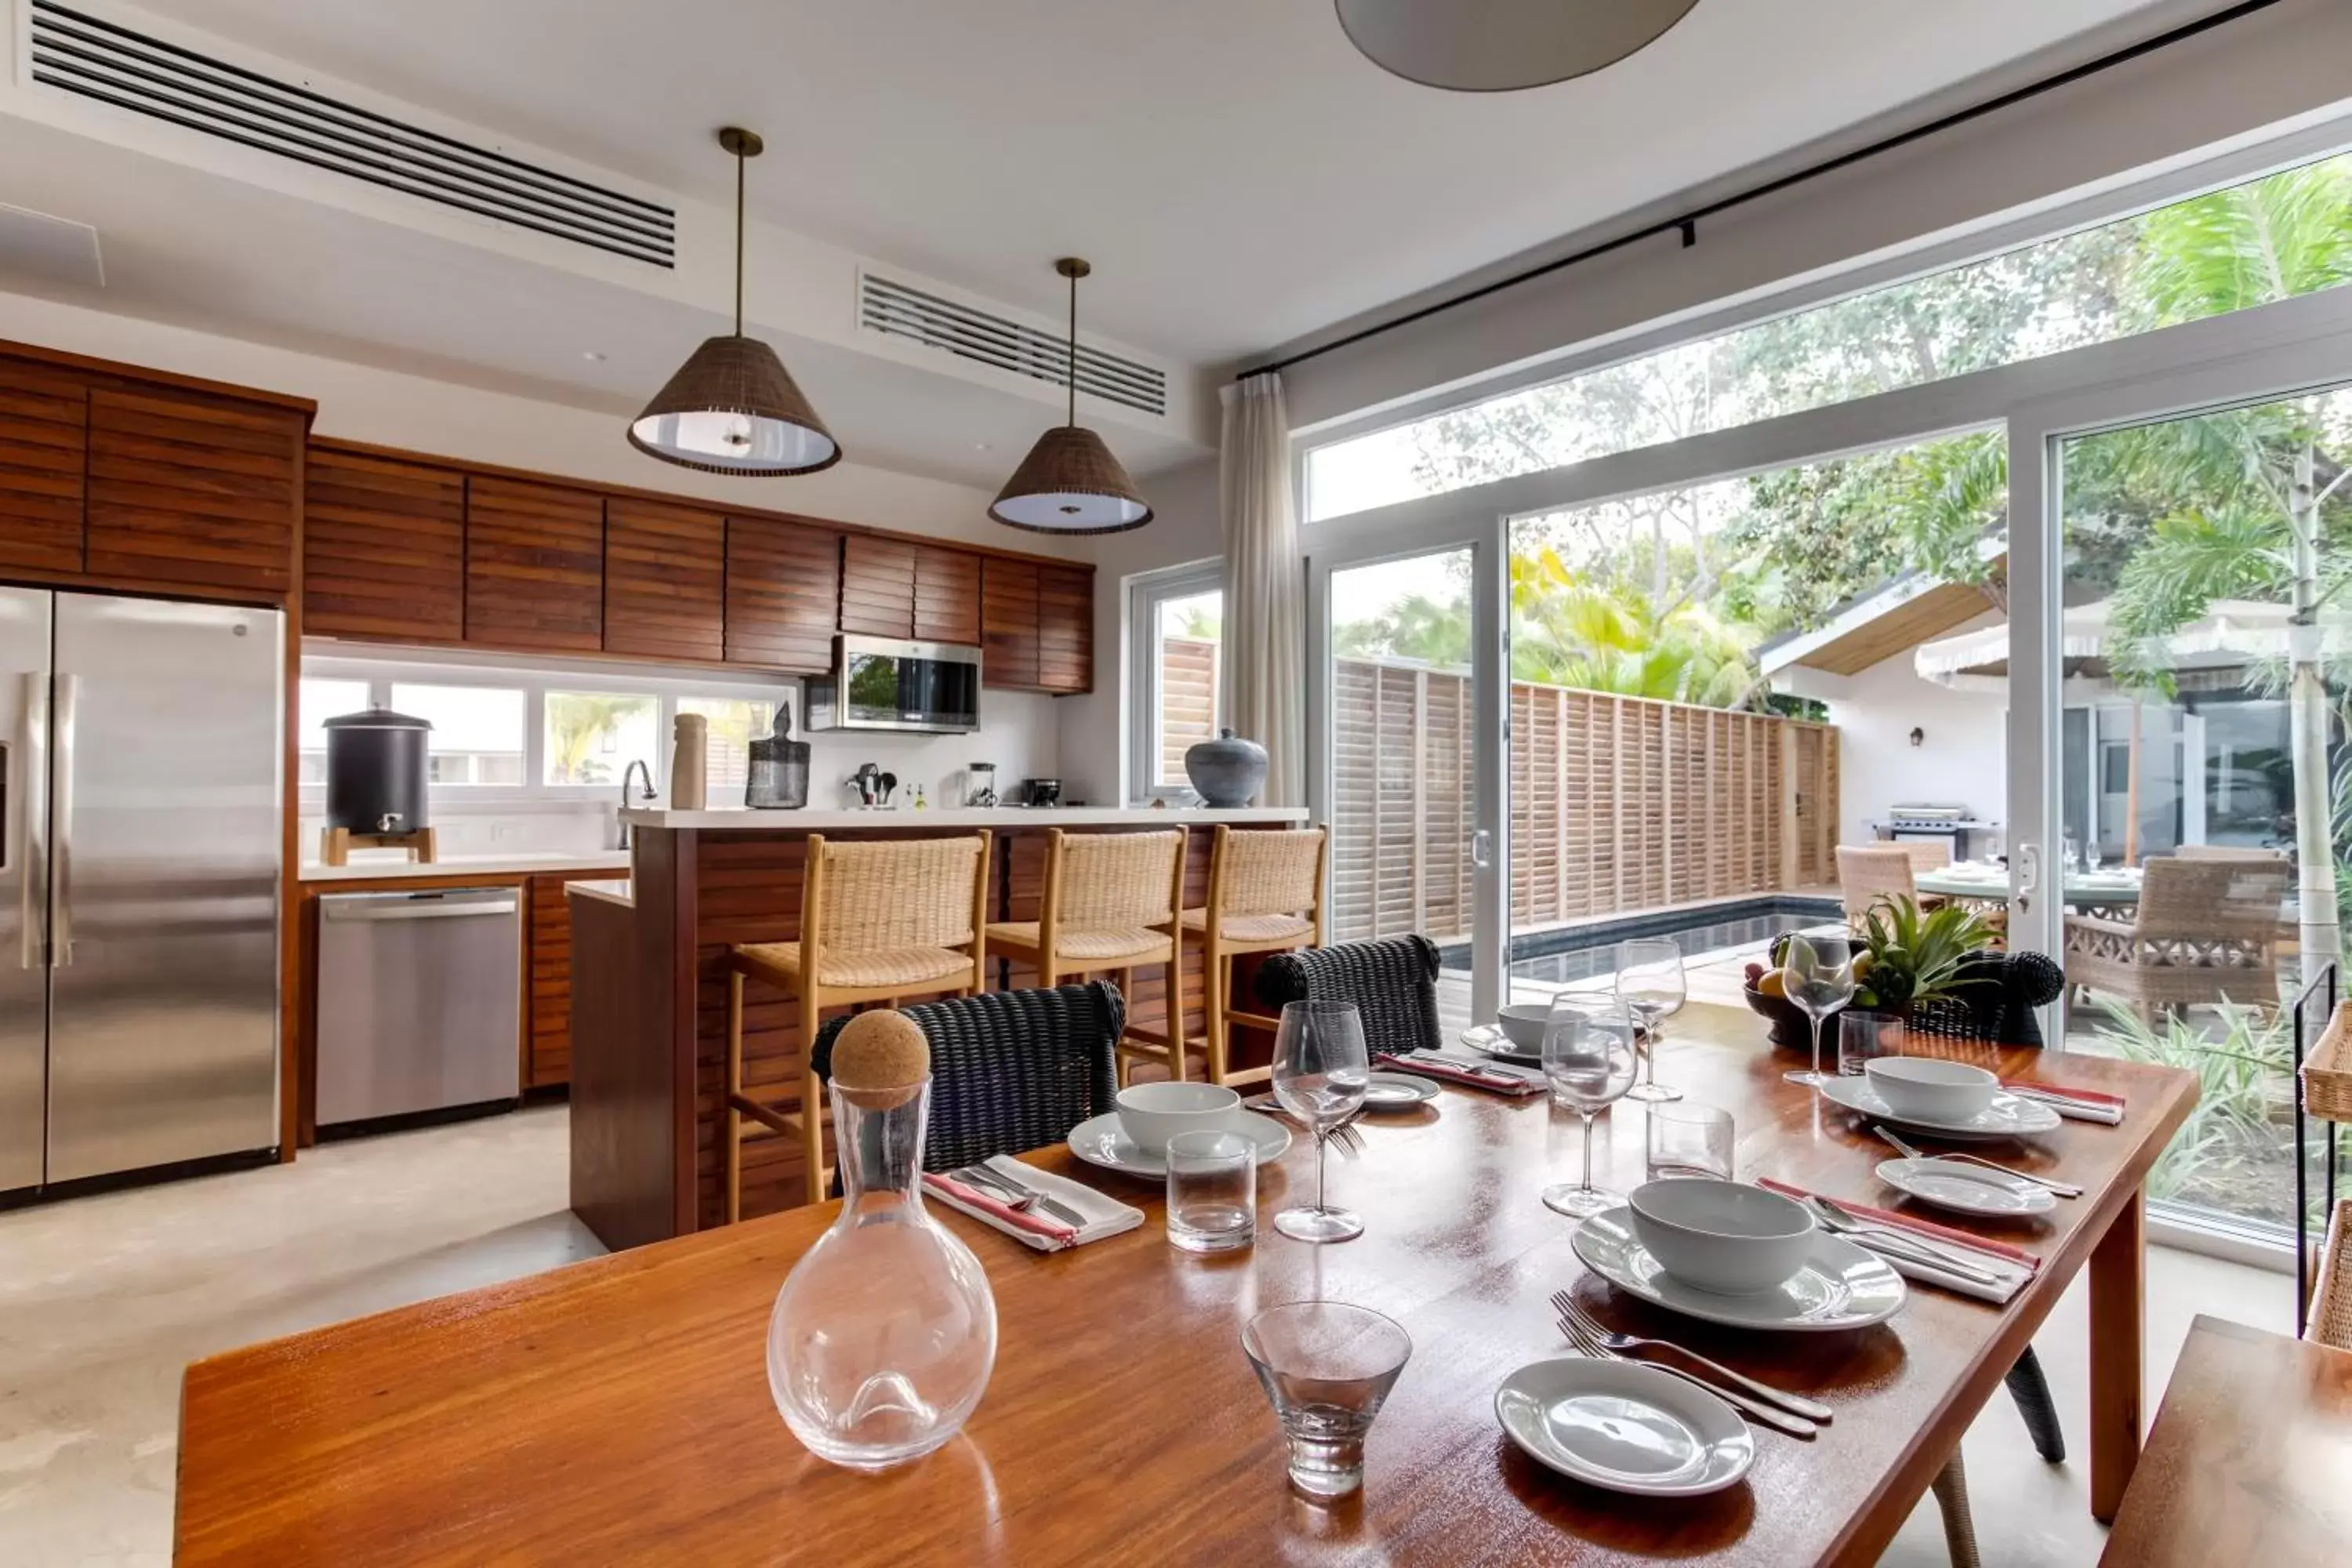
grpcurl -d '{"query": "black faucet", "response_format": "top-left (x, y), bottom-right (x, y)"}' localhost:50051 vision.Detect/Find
top-left (619, 758), bottom-right (657, 848)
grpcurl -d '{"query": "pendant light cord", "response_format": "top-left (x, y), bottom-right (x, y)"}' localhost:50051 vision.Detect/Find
top-left (733, 146), bottom-right (746, 337)
top-left (1065, 267), bottom-right (1078, 429)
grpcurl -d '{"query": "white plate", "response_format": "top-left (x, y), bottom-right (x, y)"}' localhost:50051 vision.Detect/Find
top-left (1817, 1075), bottom-right (2063, 1142)
top-left (1572, 1207), bottom-right (1907, 1332)
top-left (1495, 1356), bottom-right (1755, 1497)
top-left (1362, 1070), bottom-right (1440, 1109)
top-left (1876, 1156), bottom-right (2057, 1218)
top-left (1461, 1024), bottom-right (1541, 1065)
top-left (1065, 1111), bottom-right (1290, 1179)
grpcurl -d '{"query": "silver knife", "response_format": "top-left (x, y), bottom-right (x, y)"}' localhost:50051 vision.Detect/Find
top-left (953, 1164), bottom-right (1090, 1229)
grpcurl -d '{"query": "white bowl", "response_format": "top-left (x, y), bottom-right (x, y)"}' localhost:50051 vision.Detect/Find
top-left (1628, 1178), bottom-right (1816, 1296)
top-left (1497, 1004), bottom-right (1560, 1050)
top-left (1113, 1081), bottom-right (1240, 1156)
top-left (1866, 1057), bottom-right (1998, 1123)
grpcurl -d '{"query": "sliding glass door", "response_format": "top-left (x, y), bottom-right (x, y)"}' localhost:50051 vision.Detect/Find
top-left (1308, 519), bottom-right (1508, 1033)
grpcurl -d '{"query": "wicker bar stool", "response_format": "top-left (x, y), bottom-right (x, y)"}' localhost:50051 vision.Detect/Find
top-left (724, 830), bottom-right (992, 1213)
top-left (984, 829), bottom-right (1192, 1085)
top-left (1180, 824), bottom-right (1327, 1087)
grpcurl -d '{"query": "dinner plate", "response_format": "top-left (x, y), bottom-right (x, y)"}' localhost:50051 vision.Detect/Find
top-left (1065, 1111), bottom-right (1290, 1179)
top-left (1572, 1206), bottom-right (1907, 1331)
top-left (1816, 1076), bottom-right (2063, 1142)
top-left (1495, 1356), bottom-right (1754, 1497)
top-left (1362, 1070), bottom-right (1441, 1110)
top-left (1876, 1156), bottom-right (2057, 1218)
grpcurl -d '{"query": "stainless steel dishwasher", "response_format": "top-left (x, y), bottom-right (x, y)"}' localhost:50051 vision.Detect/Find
top-left (315, 887), bottom-right (523, 1131)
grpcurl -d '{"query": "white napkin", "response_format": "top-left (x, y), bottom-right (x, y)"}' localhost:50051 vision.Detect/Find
top-left (1875, 1243), bottom-right (2033, 1305)
top-left (2004, 1085), bottom-right (2126, 1126)
top-left (1758, 1179), bottom-right (2035, 1305)
top-left (924, 1155), bottom-right (1143, 1253)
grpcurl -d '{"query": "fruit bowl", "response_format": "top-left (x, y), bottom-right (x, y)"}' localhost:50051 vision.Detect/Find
top-left (1740, 982), bottom-right (1840, 1054)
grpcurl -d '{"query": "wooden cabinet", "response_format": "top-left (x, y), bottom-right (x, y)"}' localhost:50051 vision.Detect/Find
top-left (0, 357), bottom-right (88, 575)
top-left (465, 476), bottom-right (604, 653)
top-left (527, 875), bottom-right (580, 1090)
top-left (981, 558), bottom-right (1040, 689)
top-left (303, 449), bottom-right (466, 641)
top-left (838, 534), bottom-right (916, 638)
top-left (913, 545), bottom-right (982, 645)
top-left (1039, 564), bottom-right (1094, 694)
top-left (604, 498), bottom-right (724, 663)
top-left (725, 515), bottom-right (840, 673)
top-left (84, 387), bottom-right (300, 594)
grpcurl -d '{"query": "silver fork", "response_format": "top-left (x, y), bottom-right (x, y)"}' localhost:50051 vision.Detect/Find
top-left (1246, 1098), bottom-right (1366, 1156)
top-left (1875, 1127), bottom-right (2082, 1198)
top-left (1555, 1310), bottom-right (1818, 1440)
top-left (1802, 1196), bottom-right (2004, 1287)
top-left (1550, 1290), bottom-right (1833, 1423)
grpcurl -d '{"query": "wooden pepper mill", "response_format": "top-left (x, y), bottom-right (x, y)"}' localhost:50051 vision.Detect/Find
top-left (670, 711), bottom-right (708, 811)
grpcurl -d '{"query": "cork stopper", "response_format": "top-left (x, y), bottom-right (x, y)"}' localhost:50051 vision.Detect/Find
top-left (832, 1010), bottom-right (930, 1109)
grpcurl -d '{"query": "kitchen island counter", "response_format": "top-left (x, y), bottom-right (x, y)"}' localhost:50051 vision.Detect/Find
top-left (618, 805), bottom-right (1303, 831)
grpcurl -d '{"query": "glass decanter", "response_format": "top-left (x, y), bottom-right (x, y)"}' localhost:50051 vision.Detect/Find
top-left (765, 1069), bottom-right (997, 1469)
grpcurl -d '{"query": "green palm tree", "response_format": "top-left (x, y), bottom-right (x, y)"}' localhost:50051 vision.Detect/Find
top-left (1512, 546), bottom-right (1762, 706)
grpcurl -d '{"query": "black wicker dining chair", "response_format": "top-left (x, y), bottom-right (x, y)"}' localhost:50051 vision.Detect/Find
top-left (810, 982), bottom-right (1124, 1184)
top-left (1252, 935), bottom-right (1443, 1058)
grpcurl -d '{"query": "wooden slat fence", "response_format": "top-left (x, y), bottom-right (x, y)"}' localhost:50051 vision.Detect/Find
top-left (1329, 658), bottom-right (1838, 943)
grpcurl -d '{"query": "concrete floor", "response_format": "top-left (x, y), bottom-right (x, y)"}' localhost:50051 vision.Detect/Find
top-left (0, 1104), bottom-right (2294, 1566)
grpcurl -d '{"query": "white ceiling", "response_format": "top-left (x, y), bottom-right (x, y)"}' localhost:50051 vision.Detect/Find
top-left (2, 0), bottom-right (2183, 485)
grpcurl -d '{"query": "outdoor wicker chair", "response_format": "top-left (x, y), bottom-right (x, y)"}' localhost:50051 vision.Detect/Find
top-left (1254, 935), bottom-right (1443, 1060)
top-left (810, 982), bottom-right (1123, 1186)
top-left (2063, 854), bottom-right (2289, 1022)
top-left (1838, 844), bottom-right (1924, 926)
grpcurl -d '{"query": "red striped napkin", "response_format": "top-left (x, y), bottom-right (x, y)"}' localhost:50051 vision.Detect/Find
top-left (924, 1173), bottom-right (1076, 1248)
top-left (1377, 1051), bottom-right (1545, 1097)
top-left (1756, 1178), bottom-right (2040, 1269)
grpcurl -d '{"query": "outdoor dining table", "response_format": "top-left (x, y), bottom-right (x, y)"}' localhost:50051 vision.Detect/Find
top-left (1915, 862), bottom-right (2145, 913)
top-left (172, 1003), bottom-right (2194, 1566)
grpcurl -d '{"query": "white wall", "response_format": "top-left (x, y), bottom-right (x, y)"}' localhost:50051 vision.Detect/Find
top-left (0, 291), bottom-right (1073, 554)
top-left (1791, 609), bottom-right (2010, 849)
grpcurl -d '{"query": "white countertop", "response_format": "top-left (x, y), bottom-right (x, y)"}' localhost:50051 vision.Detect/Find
top-left (617, 805), bottom-right (1308, 831)
top-left (564, 878), bottom-right (634, 908)
top-left (299, 851), bottom-right (634, 883)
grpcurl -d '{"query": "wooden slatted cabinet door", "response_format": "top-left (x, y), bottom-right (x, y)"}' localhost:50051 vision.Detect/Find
top-left (604, 498), bottom-right (724, 663)
top-left (911, 546), bottom-right (981, 645)
top-left (1038, 563), bottom-right (1093, 693)
top-left (302, 449), bottom-right (465, 641)
top-left (0, 358), bottom-right (87, 575)
top-left (528, 876), bottom-right (577, 1089)
top-left (465, 476), bottom-right (604, 652)
top-left (725, 515), bottom-right (841, 673)
top-left (980, 557), bottom-right (1040, 690)
top-left (85, 387), bottom-right (299, 595)
top-left (838, 534), bottom-right (915, 638)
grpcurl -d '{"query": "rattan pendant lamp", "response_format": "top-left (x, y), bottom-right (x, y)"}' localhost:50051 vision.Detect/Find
top-left (988, 258), bottom-right (1152, 535)
top-left (630, 127), bottom-right (840, 475)
top-left (1335, 0), bottom-right (1699, 92)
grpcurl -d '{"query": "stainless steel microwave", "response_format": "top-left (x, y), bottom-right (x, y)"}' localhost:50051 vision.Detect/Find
top-left (805, 634), bottom-right (982, 734)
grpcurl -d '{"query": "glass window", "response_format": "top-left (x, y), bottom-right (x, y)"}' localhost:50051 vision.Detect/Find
top-left (391, 683), bottom-right (527, 786)
top-left (1153, 590), bottom-right (1222, 787)
top-left (544, 691), bottom-right (658, 786)
top-left (296, 677), bottom-right (371, 786)
top-left (1308, 150), bottom-right (2352, 521)
top-left (679, 695), bottom-right (780, 803)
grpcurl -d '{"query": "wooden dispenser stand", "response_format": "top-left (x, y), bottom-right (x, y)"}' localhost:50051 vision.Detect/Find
top-left (319, 826), bottom-right (439, 866)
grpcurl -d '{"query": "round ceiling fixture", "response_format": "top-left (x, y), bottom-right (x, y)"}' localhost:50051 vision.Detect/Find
top-left (988, 258), bottom-right (1152, 535)
top-left (630, 127), bottom-right (840, 476)
top-left (1334, 0), bottom-right (1700, 93)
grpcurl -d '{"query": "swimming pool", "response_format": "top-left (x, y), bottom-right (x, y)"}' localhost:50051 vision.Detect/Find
top-left (1435, 895), bottom-right (1842, 986)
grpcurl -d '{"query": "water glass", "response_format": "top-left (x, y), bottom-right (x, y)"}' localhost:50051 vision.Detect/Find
top-left (1241, 1301), bottom-right (1413, 1499)
top-left (1780, 931), bottom-right (1857, 1088)
top-left (1838, 1011), bottom-right (1906, 1078)
top-left (1616, 938), bottom-right (1686, 1105)
top-left (1165, 1129), bottom-right (1254, 1254)
top-left (1272, 1000), bottom-right (1371, 1244)
top-left (1540, 996), bottom-right (1640, 1218)
top-left (1645, 1102), bottom-right (1733, 1181)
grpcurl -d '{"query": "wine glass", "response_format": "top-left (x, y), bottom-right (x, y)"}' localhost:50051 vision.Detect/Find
top-left (1539, 996), bottom-right (1640, 1218)
top-left (1272, 1000), bottom-right (1371, 1243)
top-left (1614, 938), bottom-right (1686, 1104)
top-left (1780, 931), bottom-right (1857, 1087)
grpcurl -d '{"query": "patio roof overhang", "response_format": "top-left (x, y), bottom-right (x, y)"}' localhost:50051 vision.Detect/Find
top-left (1759, 573), bottom-right (1996, 678)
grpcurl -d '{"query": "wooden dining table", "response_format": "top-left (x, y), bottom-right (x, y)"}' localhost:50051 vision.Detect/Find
top-left (174, 1004), bottom-right (2194, 1566)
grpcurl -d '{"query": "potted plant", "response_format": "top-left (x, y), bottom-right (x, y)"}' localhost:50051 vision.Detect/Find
top-left (1742, 896), bottom-right (2000, 1050)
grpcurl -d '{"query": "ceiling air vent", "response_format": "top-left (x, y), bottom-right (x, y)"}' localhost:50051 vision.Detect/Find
top-left (860, 272), bottom-right (1169, 419)
top-left (27, 0), bottom-right (674, 268)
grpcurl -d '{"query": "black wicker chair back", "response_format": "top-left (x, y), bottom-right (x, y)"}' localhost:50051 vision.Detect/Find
top-left (1904, 950), bottom-right (2067, 1048)
top-left (811, 982), bottom-right (1124, 1178)
top-left (1254, 936), bottom-right (1443, 1060)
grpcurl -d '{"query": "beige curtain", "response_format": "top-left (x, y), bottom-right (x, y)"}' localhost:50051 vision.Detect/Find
top-left (1220, 373), bottom-right (1303, 808)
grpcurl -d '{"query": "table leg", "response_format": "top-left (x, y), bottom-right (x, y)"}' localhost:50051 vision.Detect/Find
top-left (2089, 1188), bottom-right (2145, 1523)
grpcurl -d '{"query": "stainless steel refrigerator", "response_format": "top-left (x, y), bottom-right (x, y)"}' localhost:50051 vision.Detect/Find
top-left (0, 587), bottom-right (282, 1193)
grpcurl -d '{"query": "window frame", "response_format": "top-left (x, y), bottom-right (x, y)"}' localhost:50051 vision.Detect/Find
top-left (1125, 560), bottom-right (1227, 804)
